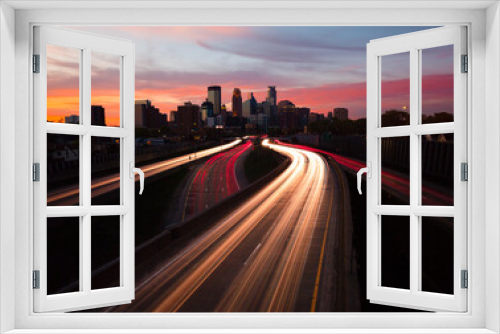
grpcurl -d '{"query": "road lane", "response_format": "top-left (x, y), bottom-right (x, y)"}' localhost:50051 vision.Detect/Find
top-left (215, 142), bottom-right (328, 312)
top-left (276, 141), bottom-right (453, 206)
top-left (109, 140), bottom-right (334, 312)
top-left (47, 139), bottom-right (242, 206)
top-left (184, 141), bottom-right (253, 218)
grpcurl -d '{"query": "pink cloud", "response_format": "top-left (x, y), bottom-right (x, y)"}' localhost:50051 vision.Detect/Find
top-left (111, 26), bottom-right (253, 42)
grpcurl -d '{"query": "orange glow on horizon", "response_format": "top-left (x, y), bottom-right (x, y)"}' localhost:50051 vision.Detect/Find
top-left (47, 73), bottom-right (454, 123)
top-left (47, 116), bottom-right (66, 123)
top-left (47, 88), bottom-right (121, 126)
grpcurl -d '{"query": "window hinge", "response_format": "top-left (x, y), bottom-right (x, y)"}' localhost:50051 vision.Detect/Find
top-left (33, 54), bottom-right (40, 73)
top-left (461, 54), bottom-right (468, 73)
top-left (33, 270), bottom-right (40, 289)
top-left (461, 270), bottom-right (468, 289)
top-left (33, 163), bottom-right (40, 182)
top-left (461, 162), bottom-right (468, 181)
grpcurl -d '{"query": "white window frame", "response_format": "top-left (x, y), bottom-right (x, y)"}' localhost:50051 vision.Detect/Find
top-left (1, 2), bottom-right (499, 333)
top-left (33, 26), bottom-right (136, 312)
top-left (365, 26), bottom-right (467, 312)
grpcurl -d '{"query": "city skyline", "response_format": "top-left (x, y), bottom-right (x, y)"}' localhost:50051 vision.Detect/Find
top-left (48, 26), bottom-right (454, 126)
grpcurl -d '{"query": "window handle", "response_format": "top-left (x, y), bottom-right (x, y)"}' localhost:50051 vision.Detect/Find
top-left (357, 162), bottom-right (371, 195)
top-left (130, 162), bottom-right (144, 195)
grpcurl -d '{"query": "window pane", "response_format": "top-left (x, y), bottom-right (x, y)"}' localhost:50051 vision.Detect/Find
top-left (421, 217), bottom-right (454, 295)
top-left (47, 134), bottom-right (80, 206)
top-left (381, 137), bottom-right (410, 205)
top-left (47, 217), bottom-right (80, 295)
top-left (91, 52), bottom-right (121, 127)
top-left (47, 45), bottom-right (80, 124)
top-left (381, 52), bottom-right (410, 127)
top-left (421, 45), bottom-right (454, 124)
top-left (91, 216), bottom-right (121, 290)
top-left (421, 133), bottom-right (454, 206)
top-left (381, 215), bottom-right (410, 290)
top-left (91, 137), bottom-right (121, 205)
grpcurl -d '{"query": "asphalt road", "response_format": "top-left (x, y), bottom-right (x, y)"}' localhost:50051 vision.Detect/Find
top-left (47, 139), bottom-right (242, 206)
top-left (276, 141), bottom-right (453, 206)
top-left (109, 140), bottom-right (338, 312)
top-left (183, 141), bottom-right (253, 220)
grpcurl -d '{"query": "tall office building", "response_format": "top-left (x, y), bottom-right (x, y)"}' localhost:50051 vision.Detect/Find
top-left (170, 111), bottom-right (177, 124)
top-left (297, 108), bottom-right (310, 128)
top-left (177, 102), bottom-right (201, 135)
top-left (262, 101), bottom-right (271, 117)
top-left (309, 112), bottom-right (325, 123)
top-left (278, 100), bottom-right (295, 111)
top-left (277, 100), bottom-right (310, 129)
top-left (242, 93), bottom-right (258, 118)
top-left (232, 88), bottom-right (242, 119)
top-left (208, 86), bottom-right (221, 116)
top-left (266, 86), bottom-right (278, 125)
top-left (221, 104), bottom-right (227, 125)
top-left (91, 105), bottom-right (106, 126)
top-left (266, 86), bottom-right (277, 106)
top-left (201, 99), bottom-right (214, 122)
top-left (334, 107), bottom-right (349, 121)
top-left (135, 100), bottom-right (167, 129)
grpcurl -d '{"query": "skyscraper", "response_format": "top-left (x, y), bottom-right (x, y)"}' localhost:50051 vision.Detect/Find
top-left (277, 100), bottom-right (309, 129)
top-left (201, 99), bottom-right (214, 121)
top-left (135, 100), bottom-right (167, 129)
top-left (277, 100), bottom-right (295, 110)
top-left (177, 102), bottom-right (201, 135)
top-left (266, 86), bottom-right (277, 106)
top-left (266, 86), bottom-right (278, 126)
top-left (91, 105), bottom-right (106, 126)
top-left (242, 93), bottom-right (258, 118)
top-left (232, 88), bottom-right (242, 119)
top-left (208, 86), bottom-right (221, 117)
top-left (334, 108), bottom-right (349, 121)
top-left (170, 111), bottom-right (177, 124)
top-left (221, 104), bottom-right (227, 125)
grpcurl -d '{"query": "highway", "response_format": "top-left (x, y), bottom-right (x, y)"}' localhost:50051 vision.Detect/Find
top-left (47, 139), bottom-right (242, 206)
top-left (277, 141), bottom-right (453, 206)
top-left (109, 139), bottom-right (336, 312)
top-left (183, 141), bottom-right (253, 220)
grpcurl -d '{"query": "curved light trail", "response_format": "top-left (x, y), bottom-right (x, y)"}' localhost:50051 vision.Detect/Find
top-left (110, 139), bottom-right (333, 313)
top-left (184, 141), bottom-right (253, 218)
top-left (277, 141), bottom-right (453, 206)
top-left (47, 139), bottom-right (242, 205)
top-left (216, 140), bottom-right (328, 312)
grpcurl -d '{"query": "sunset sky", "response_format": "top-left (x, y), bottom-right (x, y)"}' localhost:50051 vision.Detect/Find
top-left (47, 26), bottom-right (454, 126)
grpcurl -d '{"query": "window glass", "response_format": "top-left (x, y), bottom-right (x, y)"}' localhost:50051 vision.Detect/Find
top-left (421, 217), bottom-right (454, 294)
top-left (91, 137), bottom-right (121, 206)
top-left (421, 134), bottom-right (454, 206)
top-left (36, 25), bottom-right (134, 313)
top-left (421, 45), bottom-right (454, 124)
top-left (47, 45), bottom-right (80, 124)
top-left (381, 52), bottom-right (410, 127)
top-left (91, 216), bottom-right (121, 290)
top-left (47, 134), bottom-right (80, 206)
top-left (91, 52), bottom-right (121, 127)
top-left (381, 137), bottom-right (410, 205)
top-left (381, 215), bottom-right (410, 290)
top-left (47, 217), bottom-right (80, 295)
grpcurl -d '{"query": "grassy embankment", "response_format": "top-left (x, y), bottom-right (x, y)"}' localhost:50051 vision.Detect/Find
top-left (244, 144), bottom-right (283, 184)
top-left (134, 168), bottom-right (189, 243)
